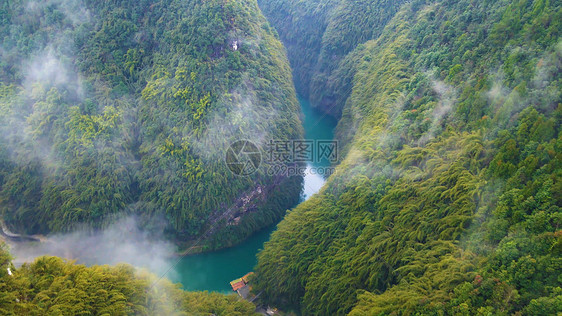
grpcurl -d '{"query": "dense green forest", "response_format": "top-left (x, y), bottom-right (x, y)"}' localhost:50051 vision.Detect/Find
top-left (0, 0), bottom-right (303, 249)
top-left (255, 0), bottom-right (562, 314)
top-left (1, 0), bottom-right (561, 314)
top-left (257, 0), bottom-right (407, 118)
top-left (0, 243), bottom-right (256, 315)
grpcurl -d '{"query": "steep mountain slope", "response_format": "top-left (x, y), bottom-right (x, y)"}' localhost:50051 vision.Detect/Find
top-left (257, 0), bottom-right (407, 117)
top-left (255, 0), bottom-right (562, 314)
top-left (0, 0), bottom-right (302, 249)
top-left (0, 243), bottom-right (256, 315)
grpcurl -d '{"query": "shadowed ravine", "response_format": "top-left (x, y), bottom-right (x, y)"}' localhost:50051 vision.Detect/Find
top-left (173, 95), bottom-right (337, 292)
top-left (0, 95), bottom-right (337, 292)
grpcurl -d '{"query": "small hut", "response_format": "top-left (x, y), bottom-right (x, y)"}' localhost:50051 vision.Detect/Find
top-left (230, 277), bottom-right (246, 291)
top-left (230, 272), bottom-right (254, 293)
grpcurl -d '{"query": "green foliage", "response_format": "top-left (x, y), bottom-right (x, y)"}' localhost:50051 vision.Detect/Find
top-left (0, 0), bottom-right (303, 248)
top-left (255, 0), bottom-right (562, 314)
top-left (258, 0), bottom-right (407, 117)
top-left (0, 243), bottom-right (257, 315)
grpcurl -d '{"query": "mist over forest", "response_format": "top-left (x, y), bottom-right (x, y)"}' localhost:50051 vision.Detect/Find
top-left (0, 0), bottom-right (561, 315)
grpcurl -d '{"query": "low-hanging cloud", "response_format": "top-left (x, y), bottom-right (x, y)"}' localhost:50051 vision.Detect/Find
top-left (192, 76), bottom-right (281, 162)
top-left (23, 49), bottom-right (84, 97)
top-left (26, 0), bottom-right (91, 27)
top-left (7, 216), bottom-right (177, 278)
top-left (417, 78), bottom-right (456, 145)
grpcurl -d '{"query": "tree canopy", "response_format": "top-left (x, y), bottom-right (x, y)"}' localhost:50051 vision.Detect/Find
top-left (0, 243), bottom-right (257, 315)
top-left (255, 0), bottom-right (562, 314)
top-left (0, 0), bottom-right (303, 250)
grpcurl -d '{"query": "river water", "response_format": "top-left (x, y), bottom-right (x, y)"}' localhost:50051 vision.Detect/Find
top-left (173, 96), bottom-right (337, 292)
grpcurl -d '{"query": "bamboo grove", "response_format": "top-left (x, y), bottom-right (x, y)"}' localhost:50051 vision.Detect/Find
top-left (255, 0), bottom-right (562, 314)
top-left (0, 243), bottom-right (256, 315)
top-left (0, 0), bottom-right (303, 249)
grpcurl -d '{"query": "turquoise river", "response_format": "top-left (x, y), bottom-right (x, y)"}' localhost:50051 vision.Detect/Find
top-left (173, 96), bottom-right (338, 292)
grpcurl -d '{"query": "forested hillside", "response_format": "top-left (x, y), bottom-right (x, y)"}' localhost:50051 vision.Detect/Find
top-left (0, 243), bottom-right (256, 315)
top-left (255, 0), bottom-right (562, 314)
top-left (1, 0), bottom-right (561, 314)
top-left (257, 0), bottom-right (407, 117)
top-left (0, 0), bottom-right (302, 249)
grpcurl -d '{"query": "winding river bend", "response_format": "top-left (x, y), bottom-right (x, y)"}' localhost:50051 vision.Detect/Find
top-left (173, 96), bottom-right (337, 292)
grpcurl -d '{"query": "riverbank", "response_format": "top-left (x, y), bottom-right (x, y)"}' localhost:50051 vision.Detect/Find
top-left (172, 95), bottom-right (337, 292)
top-left (0, 95), bottom-right (336, 295)
top-left (0, 220), bottom-right (42, 243)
